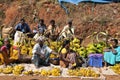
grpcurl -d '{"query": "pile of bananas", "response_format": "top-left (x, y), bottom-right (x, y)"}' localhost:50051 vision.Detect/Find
top-left (51, 67), bottom-right (61, 76)
top-left (0, 68), bottom-right (3, 73)
top-left (70, 38), bottom-right (80, 51)
top-left (69, 38), bottom-right (106, 58)
top-left (2, 66), bottom-right (13, 74)
top-left (86, 42), bottom-right (106, 54)
top-left (12, 65), bottom-right (24, 75)
top-left (77, 46), bottom-right (87, 58)
top-left (14, 38), bottom-right (35, 56)
top-left (0, 54), bottom-right (4, 65)
top-left (40, 67), bottom-right (61, 76)
top-left (40, 69), bottom-right (49, 76)
top-left (10, 49), bottom-right (19, 60)
top-left (49, 41), bottom-right (62, 52)
top-left (33, 70), bottom-right (41, 75)
top-left (49, 41), bottom-right (62, 59)
top-left (68, 68), bottom-right (100, 77)
top-left (111, 64), bottom-right (120, 74)
top-left (23, 70), bottom-right (33, 75)
top-left (76, 42), bottom-right (106, 58)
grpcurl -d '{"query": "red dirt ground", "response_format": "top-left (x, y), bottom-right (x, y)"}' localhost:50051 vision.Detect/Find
top-left (0, 75), bottom-right (120, 80)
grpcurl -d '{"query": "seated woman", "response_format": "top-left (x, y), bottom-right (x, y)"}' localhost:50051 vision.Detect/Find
top-left (104, 38), bottom-right (120, 67)
top-left (59, 40), bottom-right (77, 69)
top-left (0, 38), bottom-right (20, 66)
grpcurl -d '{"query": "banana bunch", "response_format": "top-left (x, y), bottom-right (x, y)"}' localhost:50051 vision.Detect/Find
top-left (49, 41), bottom-right (62, 52)
top-left (51, 67), bottom-right (61, 76)
top-left (40, 69), bottom-right (49, 76)
top-left (79, 68), bottom-right (100, 77)
top-left (86, 42), bottom-right (105, 55)
top-left (68, 68), bottom-right (100, 77)
top-left (50, 54), bottom-right (58, 58)
top-left (30, 39), bottom-right (35, 46)
top-left (111, 64), bottom-right (120, 74)
top-left (21, 45), bottom-right (28, 55)
top-left (2, 66), bottom-right (13, 74)
top-left (0, 54), bottom-right (4, 65)
top-left (10, 49), bottom-right (19, 60)
top-left (27, 38), bottom-right (34, 56)
top-left (20, 38), bottom-right (35, 56)
top-left (77, 46), bottom-right (87, 58)
top-left (28, 47), bottom-right (33, 56)
top-left (14, 42), bottom-right (22, 48)
top-left (12, 65), bottom-right (24, 75)
top-left (68, 68), bottom-right (81, 76)
top-left (33, 70), bottom-right (41, 75)
top-left (0, 68), bottom-right (3, 73)
top-left (40, 67), bottom-right (61, 76)
top-left (23, 70), bottom-right (33, 75)
top-left (70, 38), bottom-right (80, 51)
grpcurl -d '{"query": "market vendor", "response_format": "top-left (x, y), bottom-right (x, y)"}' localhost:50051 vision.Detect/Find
top-left (104, 38), bottom-right (120, 67)
top-left (59, 20), bottom-right (75, 40)
top-left (46, 19), bottom-right (60, 40)
top-left (37, 19), bottom-right (47, 35)
top-left (59, 40), bottom-right (77, 69)
top-left (15, 18), bottom-right (31, 33)
top-left (32, 36), bottom-right (58, 68)
top-left (0, 38), bottom-right (20, 66)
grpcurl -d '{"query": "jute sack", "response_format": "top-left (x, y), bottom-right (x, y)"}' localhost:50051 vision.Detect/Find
top-left (2, 27), bottom-right (13, 38)
top-left (2, 33), bottom-right (9, 39)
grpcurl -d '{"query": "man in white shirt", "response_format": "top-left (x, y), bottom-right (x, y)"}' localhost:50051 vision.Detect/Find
top-left (32, 36), bottom-right (57, 68)
top-left (59, 20), bottom-right (75, 40)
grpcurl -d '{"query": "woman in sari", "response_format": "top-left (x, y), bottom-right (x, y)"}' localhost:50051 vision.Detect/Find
top-left (0, 38), bottom-right (20, 66)
top-left (59, 40), bottom-right (77, 69)
top-left (104, 38), bottom-right (120, 67)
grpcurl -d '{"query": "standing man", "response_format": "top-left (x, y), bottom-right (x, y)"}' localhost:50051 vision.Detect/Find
top-left (32, 36), bottom-right (58, 68)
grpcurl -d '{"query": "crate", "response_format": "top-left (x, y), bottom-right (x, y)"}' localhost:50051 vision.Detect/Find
top-left (88, 54), bottom-right (103, 67)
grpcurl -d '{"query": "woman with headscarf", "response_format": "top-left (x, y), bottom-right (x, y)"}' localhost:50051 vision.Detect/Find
top-left (0, 38), bottom-right (20, 66)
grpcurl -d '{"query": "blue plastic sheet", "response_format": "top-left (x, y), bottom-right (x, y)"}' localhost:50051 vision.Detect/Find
top-left (58, 0), bottom-right (115, 14)
top-left (59, 0), bottom-right (113, 4)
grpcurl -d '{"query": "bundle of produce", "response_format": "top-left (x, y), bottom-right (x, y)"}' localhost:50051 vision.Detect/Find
top-left (68, 68), bottom-right (100, 77)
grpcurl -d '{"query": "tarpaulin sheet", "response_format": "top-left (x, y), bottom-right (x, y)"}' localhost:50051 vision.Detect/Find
top-left (58, 0), bottom-right (112, 5)
top-left (58, 0), bottom-right (118, 14)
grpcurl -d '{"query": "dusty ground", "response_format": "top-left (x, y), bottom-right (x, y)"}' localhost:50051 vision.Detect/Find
top-left (0, 75), bottom-right (119, 80)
